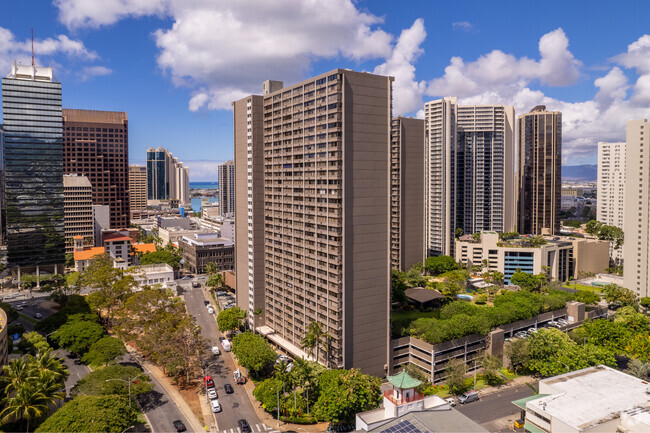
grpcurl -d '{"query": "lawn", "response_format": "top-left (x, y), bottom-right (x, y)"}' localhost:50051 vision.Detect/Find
top-left (498, 367), bottom-right (519, 381)
top-left (562, 283), bottom-right (602, 293)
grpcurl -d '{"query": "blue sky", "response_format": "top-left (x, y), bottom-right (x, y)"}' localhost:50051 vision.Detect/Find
top-left (2, 0), bottom-right (650, 180)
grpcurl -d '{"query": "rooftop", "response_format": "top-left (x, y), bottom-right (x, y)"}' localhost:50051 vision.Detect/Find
top-left (367, 408), bottom-right (488, 433)
top-left (103, 234), bottom-right (132, 243)
top-left (404, 288), bottom-right (444, 304)
top-left (73, 247), bottom-right (105, 261)
top-left (62, 108), bottom-right (127, 124)
top-left (133, 243), bottom-right (156, 255)
top-left (530, 365), bottom-right (650, 430)
top-left (387, 371), bottom-right (422, 389)
top-left (63, 174), bottom-right (92, 188)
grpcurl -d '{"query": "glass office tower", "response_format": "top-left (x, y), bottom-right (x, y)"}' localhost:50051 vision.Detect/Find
top-left (1, 63), bottom-right (65, 271)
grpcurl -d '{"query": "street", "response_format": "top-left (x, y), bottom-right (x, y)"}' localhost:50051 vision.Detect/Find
top-left (183, 282), bottom-right (268, 433)
top-left (455, 383), bottom-right (535, 432)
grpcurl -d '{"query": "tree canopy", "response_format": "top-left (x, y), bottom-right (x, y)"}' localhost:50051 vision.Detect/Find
top-left (34, 395), bottom-right (137, 433)
top-left (585, 220), bottom-right (624, 248)
top-left (510, 271), bottom-right (545, 291)
top-left (232, 332), bottom-right (277, 378)
top-left (312, 369), bottom-right (381, 423)
top-left (81, 337), bottom-right (126, 366)
top-left (139, 250), bottom-right (181, 268)
top-left (424, 256), bottom-right (459, 276)
top-left (70, 364), bottom-right (153, 398)
top-left (53, 320), bottom-right (105, 355)
top-left (217, 306), bottom-right (246, 334)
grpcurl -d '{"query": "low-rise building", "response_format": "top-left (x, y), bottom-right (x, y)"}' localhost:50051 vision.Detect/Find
top-left (178, 233), bottom-right (234, 274)
top-left (455, 232), bottom-right (609, 284)
top-left (129, 263), bottom-right (175, 289)
top-left (159, 227), bottom-right (212, 247)
top-left (356, 371), bottom-right (487, 432)
top-left (512, 365), bottom-right (650, 433)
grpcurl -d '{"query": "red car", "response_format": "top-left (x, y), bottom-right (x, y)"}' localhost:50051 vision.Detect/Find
top-left (204, 376), bottom-right (215, 388)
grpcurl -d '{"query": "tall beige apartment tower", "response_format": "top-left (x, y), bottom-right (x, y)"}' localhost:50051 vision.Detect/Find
top-left (234, 70), bottom-right (393, 377)
top-left (597, 142), bottom-right (626, 264)
top-left (624, 120), bottom-right (650, 298)
top-left (390, 117), bottom-right (425, 271)
top-left (218, 160), bottom-right (235, 216)
top-left (517, 106), bottom-right (562, 235)
top-left (63, 174), bottom-right (94, 253)
top-left (129, 165), bottom-right (147, 215)
top-left (424, 97), bottom-right (515, 257)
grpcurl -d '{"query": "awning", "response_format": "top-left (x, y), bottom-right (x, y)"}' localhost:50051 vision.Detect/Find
top-left (523, 421), bottom-right (548, 433)
top-left (512, 394), bottom-right (549, 410)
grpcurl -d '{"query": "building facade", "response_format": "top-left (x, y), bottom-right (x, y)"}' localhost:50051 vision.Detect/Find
top-left (129, 165), bottom-right (147, 215)
top-left (233, 94), bottom-right (265, 329)
top-left (517, 106), bottom-right (562, 235)
top-left (624, 120), bottom-right (650, 298)
top-left (235, 70), bottom-right (392, 377)
top-left (1, 63), bottom-right (65, 273)
top-left (218, 160), bottom-right (235, 217)
top-left (178, 233), bottom-right (234, 274)
top-left (390, 117), bottom-right (425, 271)
top-left (63, 174), bottom-right (94, 253)
top-left (597, 142), bottom-right (626, 264)
top-left (146, 146), bottom-right (189, 204)
top-left (423, 97), bottom-right (516, 257)
top-left (63, 109), bottom-right (129, 230)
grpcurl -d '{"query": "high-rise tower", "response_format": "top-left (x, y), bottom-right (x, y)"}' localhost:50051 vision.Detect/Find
top-left (1, 63), bottom-right (65, 273)
top-left (63, 109), bottom-right (129, 230)
top-left (424, 97), bottom-right (515, 256)
top-left (234, 70), bottom-right (393, 377)
top-left (218, 160), bottom-right (235, 217)
top-left (517, 106), bottom-right (562, 235)
top-left (146, 146), bottom-right (189, 204)
top-left (129, 165), bottom-right (147, 215)
top-left (597, 142), bottom-right (626, 264)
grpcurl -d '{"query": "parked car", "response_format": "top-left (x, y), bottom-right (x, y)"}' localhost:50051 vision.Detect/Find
top-left (276, 354), bottom-right (292, 363)
top-left (211, 345), bottom-right (221, 355)
top-left (515, 331), bottom-right (528, 339)
top-left (458, 390), bottom-right (479, 404)
top-left (557, 318), bottom-right (569, 326)
top-left (204, 300), bottom-right (210, 307)
top-left (233, 369), bottom-right (246, 384)
top-left (216, 291), bottom-right (227, 296)
top-left (19, 301), bottom-right (28, 306)
top-left (173, 420), bottom-right (187, 432)
top-left (224, 383), bottom-right (234, 394)
top-left (224, 303), bottom-right (236, 310)
top-left (211, 399), bottom-right (221, 413)
top-left (218, 336), bottom-right (226, 342)
top-left (238, 419), bottom-right (252, 433)
top-left (207, 307), bottom-right (215, 314)
top-left (208, 388), bottom-right (218, 400)
top-left (34, 313), bottom-right (42, 319)
top-left (608, 302), bottom-right (623, 310)
top-left (15, 305), bottom-right (23, 311)
top-left (204, 376), bottom-right (215, 388)
top-left (527, 328), bottom-right (538, 334)
top-left (222, 339), bottom-right (232, 352)
top-left (445, 397), bottom-right (456, 407)
top-left (192, 281), bottom-right (200, 288)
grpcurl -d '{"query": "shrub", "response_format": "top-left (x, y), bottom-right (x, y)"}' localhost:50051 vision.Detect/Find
top-left (474, 294), bottom-right (488, 304)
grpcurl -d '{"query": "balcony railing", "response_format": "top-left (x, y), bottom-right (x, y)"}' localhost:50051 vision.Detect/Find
top-left (383, 390), bottom-right (424, 406)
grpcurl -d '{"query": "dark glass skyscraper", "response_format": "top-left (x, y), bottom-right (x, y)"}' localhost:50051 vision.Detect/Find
top-left (147, 146), bottom-right (168, 200)
top-left (1, 63), bottom-right (65, 272)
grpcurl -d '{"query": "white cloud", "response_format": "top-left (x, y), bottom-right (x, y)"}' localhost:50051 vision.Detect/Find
top-left (426, 30), bottom-right (650, 164)
top-left (374, 18), bottom-right (427, 115)
top-left (452, 21), bottom-right (473, 31)
top-left (182, 160), bottom-right (224, 182)
top-left (0, 26), bottom-right (100, 78)
top-left (55, 0), bottom-right (394, 111)
top-left (79, 65), bottom-right (112, 81)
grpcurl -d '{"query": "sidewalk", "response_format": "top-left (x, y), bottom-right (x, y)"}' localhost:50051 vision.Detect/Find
top-left (200, 286), bottom-right (329, 432)
top-left (125, 345), bottom-right (205, 433)
top-left (478, 375), bottom-right (537, 397)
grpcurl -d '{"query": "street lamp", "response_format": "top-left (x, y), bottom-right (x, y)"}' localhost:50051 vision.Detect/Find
top-left (120, 426), bottom-right (135, 433)
top-left (106, 372), bottom-right (148, 409)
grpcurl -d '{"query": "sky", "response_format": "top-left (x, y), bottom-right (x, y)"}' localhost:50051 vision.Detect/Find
top-left (2, 0), bottom-right (650, 181)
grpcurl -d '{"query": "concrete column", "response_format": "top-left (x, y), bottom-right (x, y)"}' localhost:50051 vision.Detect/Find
top-left (36, 265), bottom-right (40, 289)
top-left (566, 301), bottom-right (586, 323)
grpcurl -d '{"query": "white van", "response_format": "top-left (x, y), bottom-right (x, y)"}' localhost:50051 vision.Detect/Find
top-left (211, 345), bottom-right (221, 355)
top-left (221, 339), bottom-right (232, 352)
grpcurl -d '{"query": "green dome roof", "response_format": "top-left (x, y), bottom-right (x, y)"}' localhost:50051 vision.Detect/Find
top-left (387, 370), bottom-right (422, 389)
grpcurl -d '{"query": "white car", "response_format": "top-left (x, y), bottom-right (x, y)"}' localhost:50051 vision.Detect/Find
top-left (221, 339), bottom-right (232, 352)
top-left (207, 307), bottom-right (215, 314)
top-left (208, 388), bottom-right (218, 400)
top-left (211, 345), bottom-right (221, 355)
top-left (15, 305), bottom-right (23, 311)
top-left (445, 397), bottom-right (456, 407)
top-left (557, 318), bottom-right (569, 326)
top-left (211, 399), bottom-right (221, 413)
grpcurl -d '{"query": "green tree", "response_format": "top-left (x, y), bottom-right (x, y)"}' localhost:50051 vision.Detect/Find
top-left (505, 339), bottom-right (530, 374)
top-left (424, 256), bottom-right (459, 276)
top-left (481, 354), bottom-right (504, 386)
top-left (391, 270), bottom-right (408, 304)
top-left (204, 262), bottom-right (218, 275)
top-left (207, 272), bottom-right (223, 290)
top-left (439, 269), bottom-right (469, 297)
top-left (455, 228), bottom-right (463, 239)
top-left (81, 337), bottom-right (126, 366)
top-left (602, 284), bottom-right (637, 307)
top-left (253, 377), bottom-right (283, 414)
top-left (64, 253), bottom-right (75, 268)
top-left (574, 290), bottom-right (600, 305)
top-left (29, 349), bottom-right (69, 385)
top-left (231, 332), bottom-right (277, 378)
top-left (35, 395), bottom-right (137, 433)
top-left (444, 358), bottom-right (468, 394)
top-left (0, 301), bottom-right (19, 323)
top-left (404, 268), bottom-right (426, 287)
top-left (82, 254), bottom-right (136, 324)
top-left (585, 220), bottom-right (603, 236)
top-left (53, 320), bottom-right (105, 355)
top-left (313, 369), bottom-right (381, 423)
top-left (301, 321), bottom-right (331, 366)
top-left (71, 365), bottom-right (153, 398)
top-left (20, 333), bottom-right (50, 356)
top-left (1, 383), bottom-right (63, 433)
top-left (216, 306), bottom-right (246, 334)
top-left (138, 250), bottom-right (182, 268)
top-left (510, 271), bottom-right (543, 291)
top-left (626, 358), bottom-right (650, 380)
top-left (641, 297), bottom-right (650, 308)
top-left (1, 359), bottom-right (38, 396)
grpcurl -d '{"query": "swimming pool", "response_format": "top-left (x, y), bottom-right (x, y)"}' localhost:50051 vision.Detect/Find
top-left (457, 294), bottom-right (474, 301)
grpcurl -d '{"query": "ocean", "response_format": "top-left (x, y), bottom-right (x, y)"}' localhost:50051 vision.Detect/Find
top-left (190, 197), bottom-right (218, 212)
top-left (190, 181), bottom-right (218, 190)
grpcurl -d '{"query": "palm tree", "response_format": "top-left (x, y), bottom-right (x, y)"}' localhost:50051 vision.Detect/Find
top-left (0, 383), bottom-right (62, 433)
top-left (1, 359), bottom-right (36, 396)
top-left (627, 358), bottom-right (650, 380)
top-left (274, 360), bottom-right (291, 386)
top-left (204, 262), bottom-right (218, 276)
top-left (302, 322), bottom-right (331, 366)
top-left (29, 349), bottom-right (69, 384)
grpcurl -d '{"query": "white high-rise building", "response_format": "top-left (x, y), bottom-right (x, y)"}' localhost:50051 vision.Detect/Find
top-left (146, 146), bottom-right (190, 205)
top-left (623, 120), bottom-right (649, 298)
top-left (217, 160), bottom-right (235, 217)
top-left (597, 141), bottom-right (626, 264)
top-left (424, 97), bottom-right (515, 257)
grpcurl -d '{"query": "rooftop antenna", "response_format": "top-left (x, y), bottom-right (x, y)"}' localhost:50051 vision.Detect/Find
top-left (31, 28), bottom-right (34, 66)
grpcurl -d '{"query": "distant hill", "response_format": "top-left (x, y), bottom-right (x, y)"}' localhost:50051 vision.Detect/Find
top-left (563, 165), bottom-right (597, 181)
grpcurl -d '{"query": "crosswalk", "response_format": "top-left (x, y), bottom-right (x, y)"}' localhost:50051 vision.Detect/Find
top-left (215, 423), bottom-right (280, 433)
